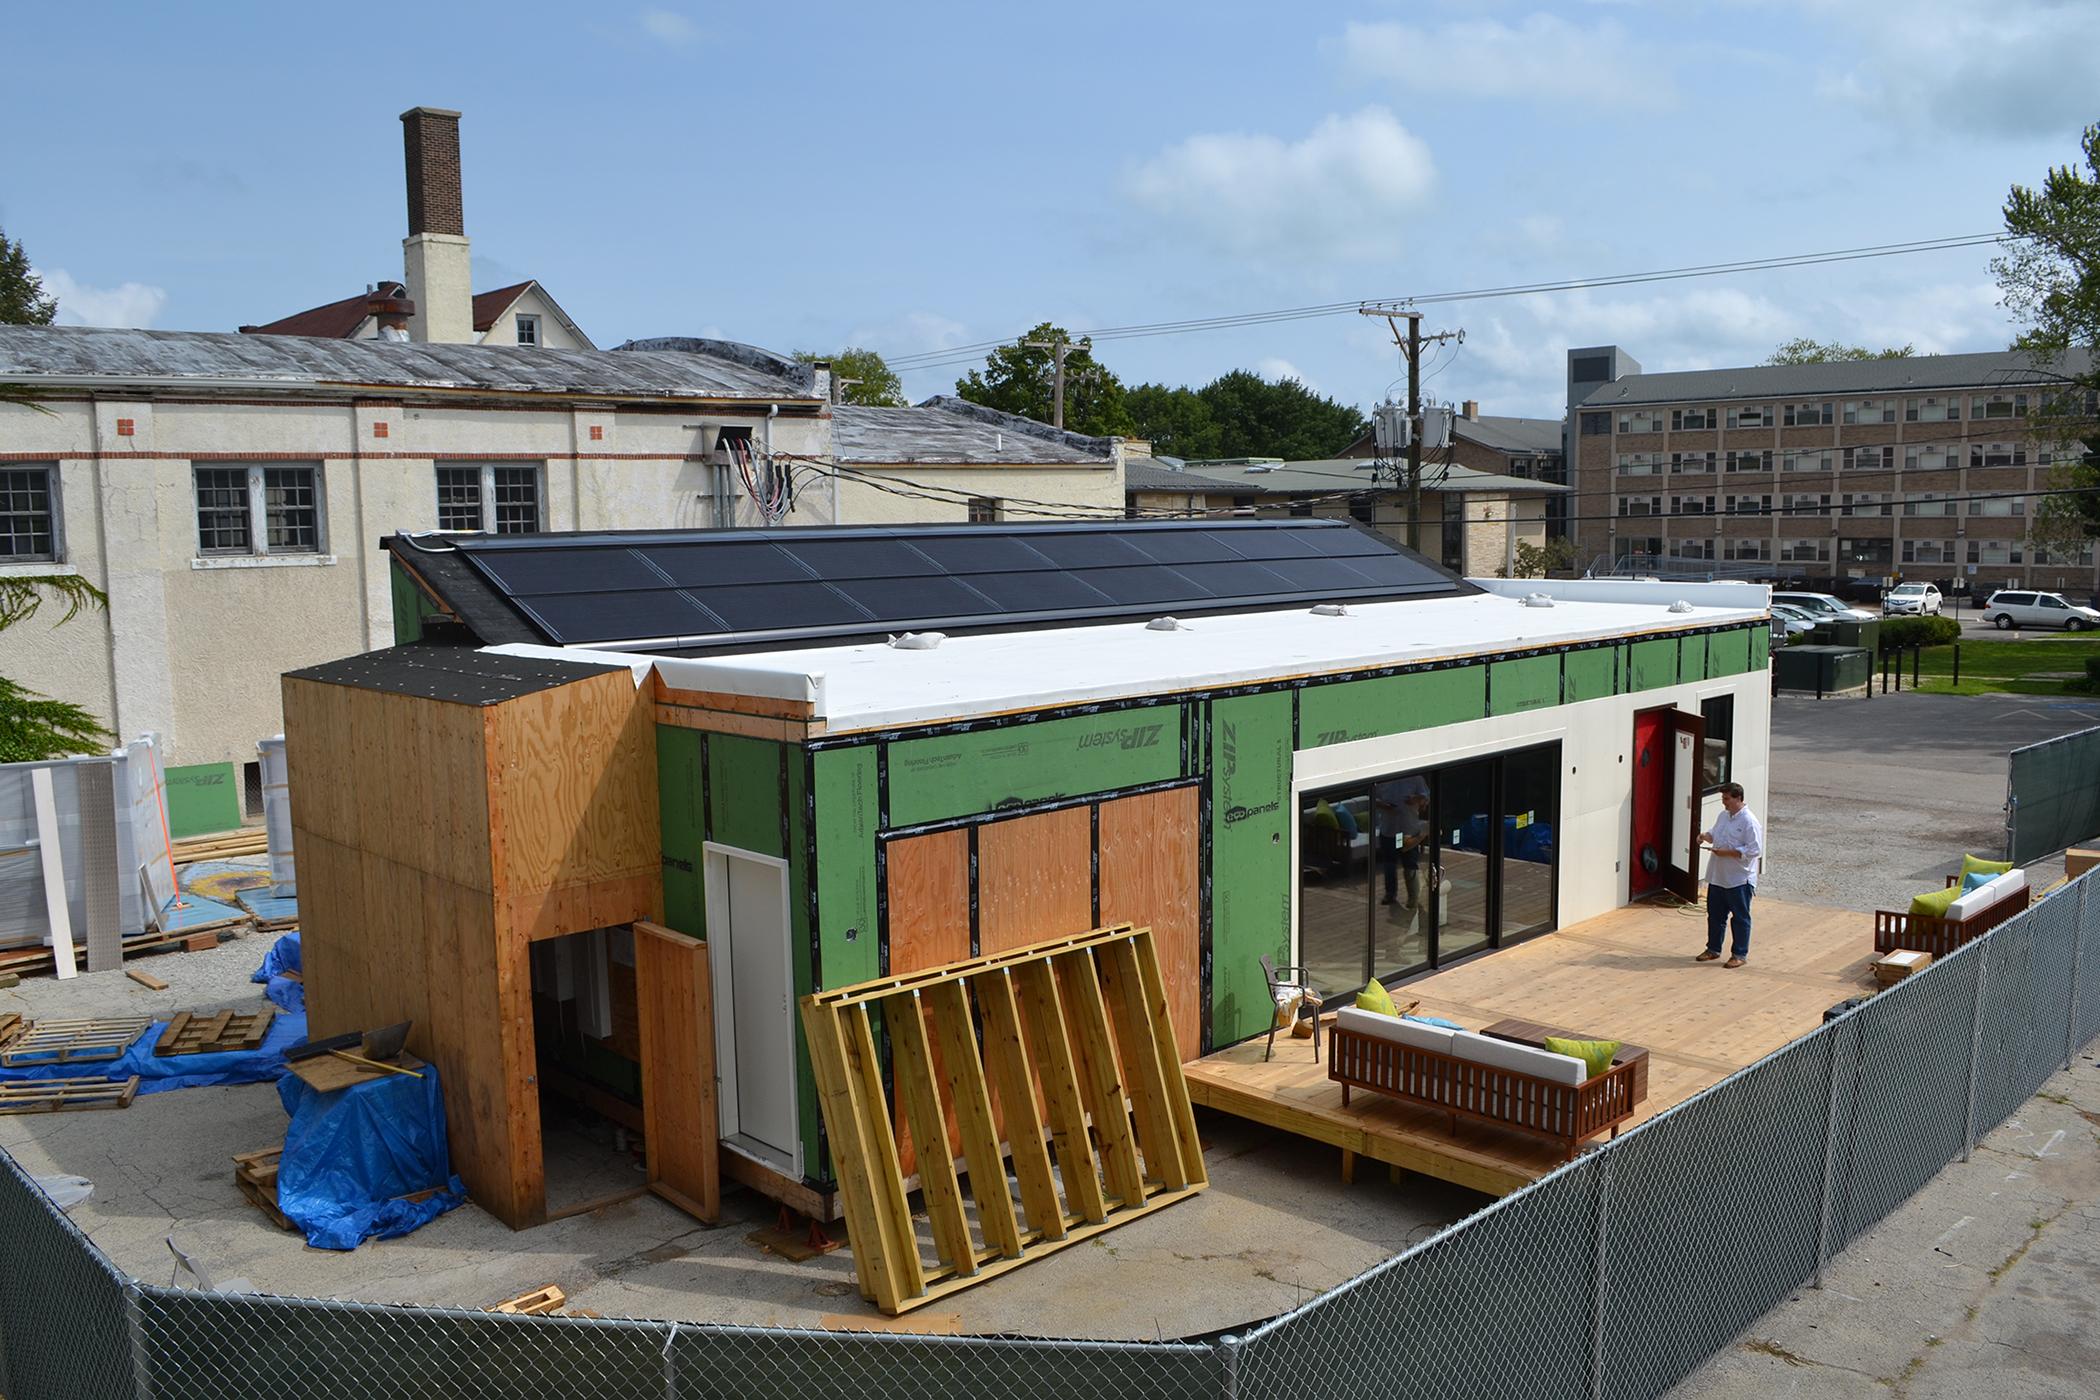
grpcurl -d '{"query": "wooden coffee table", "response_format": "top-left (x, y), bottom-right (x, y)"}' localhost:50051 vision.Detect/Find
top-left (1480, 1017), bottom-right (1650, 1104)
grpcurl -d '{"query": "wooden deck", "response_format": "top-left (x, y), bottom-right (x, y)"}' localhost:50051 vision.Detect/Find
top-left (1183, 895), bottom-right (1879, 1197)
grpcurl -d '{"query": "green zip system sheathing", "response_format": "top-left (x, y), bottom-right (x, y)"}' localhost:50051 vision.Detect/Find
top-left (654, 620), bottom-right (1769, 1192)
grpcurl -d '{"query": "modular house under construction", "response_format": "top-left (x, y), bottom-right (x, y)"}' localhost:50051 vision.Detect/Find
top-left (284, 519), bottom-right (1772, 1227)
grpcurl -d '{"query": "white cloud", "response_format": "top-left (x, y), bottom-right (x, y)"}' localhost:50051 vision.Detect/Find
top-left (1805, 0), bottom-right (2100, 138)
top-left (1123, 108), bottom-right (1436, 266)
top-left (850, 310), bottom-right (970, 359)
top-left (639, 9), bottom-right (698, 45)
top-left (1256, 356), bottom-right (1315, 390)
top-left (38, 268), bottom-right (167, 328)
top-left (1338, 15), bottom-right (1675, 108)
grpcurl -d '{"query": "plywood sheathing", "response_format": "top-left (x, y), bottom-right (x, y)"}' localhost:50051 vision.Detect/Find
top-left (286, 664), bottom-right (661, 1229)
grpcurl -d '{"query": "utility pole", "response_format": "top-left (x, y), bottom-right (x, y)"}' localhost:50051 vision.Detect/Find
top-left (1023, 335), bottom-right (1082, 430)
top-left (1359, 306), bottom-right (1463, 553)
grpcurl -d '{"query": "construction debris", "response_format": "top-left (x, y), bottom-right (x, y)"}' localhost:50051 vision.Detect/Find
top-left (125, 968), bottom-right (170, 992)
top-left (0, 1076), bottom-right (141, 1115)
top-left (0, 1017), bottom-right (153, 1067)
top-left (156, 1009), bottom-right (275, 1057)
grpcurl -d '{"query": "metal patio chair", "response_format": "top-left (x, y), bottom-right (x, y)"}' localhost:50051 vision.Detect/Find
top-left (1259, 954), bottom-right (1326, 1062)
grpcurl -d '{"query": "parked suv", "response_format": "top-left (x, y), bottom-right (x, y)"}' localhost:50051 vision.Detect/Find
top-left (1772, 591), bottom-right (1878, 623)
top-left (1980, 590), bottom-right (2100, 631)
top-left (1881, 582), bottom-right (1942, 616)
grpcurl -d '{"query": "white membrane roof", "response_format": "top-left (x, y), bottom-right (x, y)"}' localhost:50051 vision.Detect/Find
top-left (489, 578), bottom-right (1769, 735)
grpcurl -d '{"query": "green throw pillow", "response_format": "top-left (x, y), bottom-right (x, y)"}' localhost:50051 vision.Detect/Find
top-left (1544, 1036), bottom-right (1621, 1080)
top-left (1960, 854), bottom-right (2014, 882)
top-left (1354, 980), bottom-right (1398, 1016)
top-left (1909, 885), bottom-right (1960, 919)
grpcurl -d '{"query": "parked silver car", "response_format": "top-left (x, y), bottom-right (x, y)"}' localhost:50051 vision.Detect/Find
top-left (1980, 590), bottom-right (2100, 631)
top-left (1772, 591), bottom-right (1878, 623)
top-left (1881, 582), bottom-right (1942, 616)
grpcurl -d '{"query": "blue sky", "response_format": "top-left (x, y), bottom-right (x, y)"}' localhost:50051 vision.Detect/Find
top-left (4, 1), bottom-right (2094, 419)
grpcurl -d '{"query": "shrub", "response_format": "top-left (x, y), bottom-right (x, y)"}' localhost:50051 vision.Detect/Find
top-left (1879, 615), bottom-right (1960, 651)
top-left (2086, 655), bottom-right (2100, 686)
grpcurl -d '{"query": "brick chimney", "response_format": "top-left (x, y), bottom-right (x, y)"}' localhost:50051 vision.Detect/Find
top-left (400, 107), bottom-right (473, 343)
top-left (1461, 400), bottom-right (1480, 420)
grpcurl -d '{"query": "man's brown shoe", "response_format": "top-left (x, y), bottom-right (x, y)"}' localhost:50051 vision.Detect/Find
top-left (1723, 957), bottom-right (1746, 969)
top-left (1695, 951), bottom-right (1721, 962)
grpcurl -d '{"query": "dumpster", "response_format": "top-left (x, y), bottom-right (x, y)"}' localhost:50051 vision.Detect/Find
top-left (1773, 644), bottom-right (1869, 695)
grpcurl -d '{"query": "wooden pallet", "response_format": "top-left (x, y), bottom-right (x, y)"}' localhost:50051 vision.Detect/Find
top-left (157, 1008), bottom-right (275, 1057)
top-left (0, 1012), bottom-right (21, 1052)
top-left (0, 925), bottom-right (213, 980)
top-left (0, 1017), bottom-right (152, 1067)
top-left (232, 1147), bottom-right (295, 1230)
top-left (492, 1285), bottom-right (567, 1316)
top-left (801, 923), bottom-right (1206, 1316)
top-left (0, 1076), bottom-right (141, 1115)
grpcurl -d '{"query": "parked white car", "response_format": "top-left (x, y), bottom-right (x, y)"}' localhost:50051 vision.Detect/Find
top-left (1980, 590), bottom-right (2100, 631)
top-left (1767, 603), bottom-right (1819, 636)
top-left (1772, 591), bottom-right (1879, 623)
top-left (1881, 582), bottom-right (1943, 616)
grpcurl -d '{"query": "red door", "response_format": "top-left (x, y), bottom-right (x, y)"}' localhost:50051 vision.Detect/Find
top-left (1630, 708), bottom-right (1668, 898)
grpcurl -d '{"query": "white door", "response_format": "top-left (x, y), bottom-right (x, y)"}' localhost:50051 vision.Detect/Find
top-left (704, 844), bottom-right (797, 1173)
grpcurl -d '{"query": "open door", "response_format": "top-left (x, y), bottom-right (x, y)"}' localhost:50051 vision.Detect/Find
top-left (1662, 709), bottom-right (1706, 902)
top-left (634, 920), bottom-right (720, 1223)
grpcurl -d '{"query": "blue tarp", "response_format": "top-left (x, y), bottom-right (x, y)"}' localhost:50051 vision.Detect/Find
top-left (251, 931), bottom-right (305, 1013)
top-left (0, 1011), bottom-right (306, 1094)
top-left (276, 1065), bottom-right (466, 1250)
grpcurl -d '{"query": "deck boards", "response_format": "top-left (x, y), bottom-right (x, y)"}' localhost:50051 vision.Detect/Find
top-left (1184, 896), bottom-right (1879, 1197)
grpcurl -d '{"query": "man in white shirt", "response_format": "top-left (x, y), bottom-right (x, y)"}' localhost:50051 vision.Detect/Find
top-left (1696, 781), bottom-right (1763, 968)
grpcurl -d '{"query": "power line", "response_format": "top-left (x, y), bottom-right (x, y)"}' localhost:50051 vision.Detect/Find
top-left (883, 233), bottom-right (2012, 373)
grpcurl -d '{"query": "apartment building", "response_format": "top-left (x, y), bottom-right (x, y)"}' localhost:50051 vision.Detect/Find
top-left (1569, 348), bottom-right (2097, 597)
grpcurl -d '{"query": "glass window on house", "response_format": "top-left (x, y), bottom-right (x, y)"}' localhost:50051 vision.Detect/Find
top-left (1904, 396), bottom-right (1960, 422)
top-left (968, 496), bottom-right (1003, 523)
top-left (1971, 442), bottom-right (2025, 468)
top-left (1671, 408), bottom-right (1714, 431)
top-left (0, 465), bottom-right (59, 562)
top-left (192, 463), bottom-right (323, 557)
top-left (1725, 405), bottom-right (1772, 429)
top-left (1580, 411), bottom-right (1611, 436)
top-left (1906, 444), bottom-right (1961, 472)
top-left (1782, 451), bottom-right (1832, 473)
top-left (1974, 393), bottom-right (2027, 420)
top-left (1700, 694), bottom-right (1733, 790)
top-left (1618, 409), bottom-right (1665, 433)
top-left (1842, 399), bottom-right (1896, 425)
top-left (435, 464), bottom-right (543, 533)
top-left (1784, 402), bottom-right (1833, 427)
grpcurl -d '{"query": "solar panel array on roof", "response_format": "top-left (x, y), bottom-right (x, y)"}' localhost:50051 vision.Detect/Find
top-left (449, 520), bottom-right (1471, 650)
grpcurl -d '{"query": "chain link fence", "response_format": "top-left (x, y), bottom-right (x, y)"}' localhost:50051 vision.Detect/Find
top-left (5, 871), bottom-right (2097, 1400)
top-left (2006, 724), bottom-right (2100, 864)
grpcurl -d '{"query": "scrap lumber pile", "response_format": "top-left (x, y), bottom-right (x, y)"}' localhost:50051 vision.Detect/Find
top-left (170, 829), bottom-right (269, 863)
top-left (0, 1016), bottom-right (151, 1067)
top-left (0, 1077), bottom-right (141, 1115)
top-left (156, 1009), bottom-right (275, 1056)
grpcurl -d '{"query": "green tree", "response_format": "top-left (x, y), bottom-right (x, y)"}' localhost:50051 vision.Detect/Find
top-left (1764, 337), bottom-right (1914, 365)
top-left (0, 575), bottom-right (115, 763)
top-left (1192, 370), bottom-right (1368, 461)
top-left (954, 323), bottom-right (1134, 437)
top-left (1124, 383), bottom-right (1220, 459)
top-left (0, 225), bottom-right (57, 326)
top-left (1500, 537), bottom-right (1580, 579)
top-left (793, 346), bottom-right (906, 407)
top-left (1996, 123), bottom-right (2100, 547)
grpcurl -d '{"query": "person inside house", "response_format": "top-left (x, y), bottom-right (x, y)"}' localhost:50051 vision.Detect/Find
top-left (1697, 782), bottom-right (1763, 968)
top-left (1374, 775), bottom-right (1432, 910)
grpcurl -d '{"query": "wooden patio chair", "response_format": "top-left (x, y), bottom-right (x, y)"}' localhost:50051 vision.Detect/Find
top-left (1259, 954), bottom-right (1326, 1062)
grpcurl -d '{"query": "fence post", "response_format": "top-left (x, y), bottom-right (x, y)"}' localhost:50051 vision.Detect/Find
top-left (1963, 945), bottom-right (1991, 1162)
top-left (1219, 1333), bottom-right (1240, 1400)
top-left (1912, 644), bottom-right (1920, 688)
top-left (1589, 1153), bottom-right (1614, 1400)
top-left (661, 1320), bottom-right (679, 1400)
top-left (1813, 1022), bottom-right (1846, 1288)
top-left (2069, 879), bottom-right (2089, 1073)
top-left (123, 1282), bottom-right (153, 1400)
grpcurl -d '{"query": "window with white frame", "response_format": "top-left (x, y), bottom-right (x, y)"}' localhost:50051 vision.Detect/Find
top-left (1726, 493), bottom-right (1773, 516)
top-left (1726, 405), bottom-right (1773, 429)
top-left (1840, 492), bottom-right (1890, 517)
top-left (435, 464), bottom-right (544, 533)
top-left (1905, 444), bottom-right (1962, 472)
top-left (1724, 450), bottom-right (1772, 473)
top-left (1968, 495), bottom-right (2025, 517)
top-left (515, 314), bottom-right (540, 347)
top-left (1971, 442), bottom-right (2026, 468)
top-left (1617, 409), bottom-right (1665, 433)
top-left (968, 496), bottom-right (1003, 523)
top-left (1967, 540), bottom-right (2023, 565)
top-left (1618, 495), bottom-right (1663, 517)
top-left (1839, 537), bottom-right (1892, 566)
top-left (0, 465), bottom-right (60, 562)
top-left (1670, 451), bottom-right (1716, 474)
top-left (1843, 445), bottom-right (1894, 472)
top-left (1783, 492), bottom-right (1831, 516)
top-left (194, 464), bottom-right (323, 556)
top-left (1724, 538), bottom-right (1772, 561)
top-left (1904, 396), bottom-right (1961, 422)
top-left (1668, 538), bottom-right (1714, 561)
top-left (1782, 450), bottom-right (1833, 473)
top-left (1904, 493), bottom-right (1956, 516)
top-left (1783, 402), bottom-right (1833, 427)
top-left (1778, 538), bottom-right (1830, 562)
top-left (1671, 494), bottom-right (1715, 515)
top-left (1972, 392), bottom-right (2027, 420)
top-left (1616, 453), bottom-right (1662, 476)
top-left (1842, 399), bottom-right (1896, 425)
top-left (1671, 407), bottom-right (1714, 431)
top-left (1902, 539), bottom-right (1955, 565)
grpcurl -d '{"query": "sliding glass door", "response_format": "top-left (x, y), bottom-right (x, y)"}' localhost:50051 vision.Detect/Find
top-left (1296, 742), bottom-right (1561, 997)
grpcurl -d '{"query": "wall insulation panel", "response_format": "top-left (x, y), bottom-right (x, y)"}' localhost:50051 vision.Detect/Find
top-left (656, 727), bottom-right (706, 936)
top-left (1489, 654), bottom-right (1560, 717)
top-left (812, 745), bottom-right (880, 1183)
top-left (1298, 664), bottom-right (1487, 748)
top-left (1678, 632), bottom-right (1707, 684)
top-left (1209, 691), bottom-right (1292, 1046)
top-left (1626, 637), bottom-right (1680, 693)
top-left (707, 734), bottom-right (784, 858)
top-left (886, 708), bottom-right (1182, 828)
top-left (1707, 625), bottom-right (1756, 678)
top-left (1563, 647), bottom-right (1615, 704)
top-left (786, 750), bottom-right (820, 1173)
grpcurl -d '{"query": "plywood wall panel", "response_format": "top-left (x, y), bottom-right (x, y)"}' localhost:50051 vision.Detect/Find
top-left (886, 829), bottom-right (973, 975)
top-left (977, 807), bottom-right (1092, 956)
top-left (1097, 787), bottom-right (1203, 1062)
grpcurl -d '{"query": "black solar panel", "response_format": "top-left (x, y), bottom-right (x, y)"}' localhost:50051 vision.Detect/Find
top-left (447, 519), bottom-right (1471, 648)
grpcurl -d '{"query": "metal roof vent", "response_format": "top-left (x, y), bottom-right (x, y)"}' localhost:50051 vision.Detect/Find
top-left (1668, 600), bottom-right (1695, 614)
top-left (1310, 603), bottom-right (1351, 617)
top-left (888, 631), bottom-right (945, 650)
top-left (1521, 593), bottom-right (1555, 608)
top-left (1146, 617), bottom-right (1189, 632)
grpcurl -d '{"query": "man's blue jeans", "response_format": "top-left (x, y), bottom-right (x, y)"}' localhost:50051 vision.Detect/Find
top-left (1706, 883), bottom-right (1754, 959)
